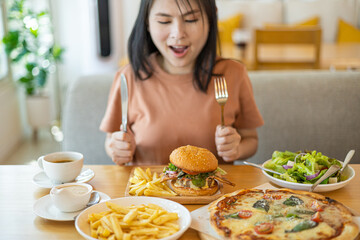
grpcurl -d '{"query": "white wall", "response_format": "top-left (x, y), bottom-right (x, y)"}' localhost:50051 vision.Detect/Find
top-left (50, 0), bottom-right (140, 101)
top-left (120, 0), bottom-right (141, 56)
top-left (357, 0), bottom-right (360, 27)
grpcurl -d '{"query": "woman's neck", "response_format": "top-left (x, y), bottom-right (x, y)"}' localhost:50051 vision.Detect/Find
top-left (156, 54), bottom-right (194, 75)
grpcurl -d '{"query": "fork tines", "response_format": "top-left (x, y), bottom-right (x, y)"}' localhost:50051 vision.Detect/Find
top-left (214, 77), bottom-right (228, 100)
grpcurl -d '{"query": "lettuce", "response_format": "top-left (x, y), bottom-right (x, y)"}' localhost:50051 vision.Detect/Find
top-left (272, 150), bottom-right (297, 160)
top-left (280, 172), bottom-right (297, 183)
top-left (264, 161), bottom-right (286, 174)
top-left (272, 151), bottom-right (297, 166)
top-left (293, 163), bottom-right (314, 176)
top-left (265, 150), bottom-right (342, 184)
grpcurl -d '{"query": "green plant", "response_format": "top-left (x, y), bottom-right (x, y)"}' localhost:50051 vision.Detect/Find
top-left (2, 0), bottom-right (64, 95)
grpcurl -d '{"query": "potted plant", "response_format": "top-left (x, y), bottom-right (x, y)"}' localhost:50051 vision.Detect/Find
top-left (2, 0), bottom-right (64, 136)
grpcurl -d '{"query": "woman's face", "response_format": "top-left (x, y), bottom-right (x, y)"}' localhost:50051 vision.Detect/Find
top-left (148, 0), bottom-right (210, 74)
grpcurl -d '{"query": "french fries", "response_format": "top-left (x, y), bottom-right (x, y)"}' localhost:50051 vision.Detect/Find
top-left (128, 167), bottom-right (177, 197)
top-left (88, 202), bottom-right (180, 240)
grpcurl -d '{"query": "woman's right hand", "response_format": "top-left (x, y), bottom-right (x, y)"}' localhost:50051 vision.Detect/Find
top-left (106, 127), bottom-right (136, 165)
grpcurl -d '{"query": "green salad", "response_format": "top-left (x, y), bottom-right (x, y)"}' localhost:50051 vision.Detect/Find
top-left (264, 150), bottom-right (345, 184)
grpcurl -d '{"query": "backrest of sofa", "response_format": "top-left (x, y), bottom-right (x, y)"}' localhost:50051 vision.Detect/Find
top-left (62, 74), bottom-right (115, 165)
top-left (245, 70), bottom-right (360, 164)
top-left (63, 71), bottom-right (360, 165)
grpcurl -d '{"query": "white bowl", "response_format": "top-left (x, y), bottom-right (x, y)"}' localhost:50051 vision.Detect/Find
top-left (75, 196), bottom-right (191, 240)
top-left (262, 160), bottom-right (355, 192)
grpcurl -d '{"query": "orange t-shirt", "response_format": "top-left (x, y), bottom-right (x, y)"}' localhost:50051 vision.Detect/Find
top-left (100, 53), bottom-right (264, 165)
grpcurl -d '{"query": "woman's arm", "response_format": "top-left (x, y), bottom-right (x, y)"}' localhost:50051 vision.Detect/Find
top-left (215, 126), bottom-right (259, 162)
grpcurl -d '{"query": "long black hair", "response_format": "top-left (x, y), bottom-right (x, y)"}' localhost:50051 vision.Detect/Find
top-left (128, 0), bottom-right (219, 93)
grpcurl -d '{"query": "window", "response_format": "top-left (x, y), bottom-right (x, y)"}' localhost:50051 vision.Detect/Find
top-left (0, 0), bottom-right (8, 81)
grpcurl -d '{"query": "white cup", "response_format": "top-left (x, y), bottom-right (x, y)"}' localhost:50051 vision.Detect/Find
top-left (37, 151), bottom-right (84, 184)
top-left (50, 183), bottom-right (93, 212)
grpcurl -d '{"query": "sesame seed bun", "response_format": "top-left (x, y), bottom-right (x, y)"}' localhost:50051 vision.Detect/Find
top-left (169, 145), bottom-right (218, 174)
top-left (170, 180), bottom-right (219, 196)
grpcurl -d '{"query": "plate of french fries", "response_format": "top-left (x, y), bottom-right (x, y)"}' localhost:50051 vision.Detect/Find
top-left (75, 196), bottom-right (191, 240)
top-left (125, 167), bottom-right (223, 204)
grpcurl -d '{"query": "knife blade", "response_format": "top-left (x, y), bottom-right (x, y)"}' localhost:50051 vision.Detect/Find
top-left (120, 73), bottom-right (128, 132)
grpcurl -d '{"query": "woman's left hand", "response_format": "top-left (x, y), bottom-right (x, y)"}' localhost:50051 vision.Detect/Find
top-left (215, 125), bottom-right (241, 162)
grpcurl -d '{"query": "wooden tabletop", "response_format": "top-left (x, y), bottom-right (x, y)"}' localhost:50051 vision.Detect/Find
top-left (1, 164), bottom-right (359, 239)
top-left (221, 42), bottom-right (360, 71)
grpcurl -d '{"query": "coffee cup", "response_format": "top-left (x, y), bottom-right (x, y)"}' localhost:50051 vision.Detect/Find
top-left (37, 151), bottom-right (84, 184)
top-left (50, 183), bottom-right (92, 212)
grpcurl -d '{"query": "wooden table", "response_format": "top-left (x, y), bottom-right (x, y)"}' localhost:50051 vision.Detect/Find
top-left (1, 164), bottom-right (359, 239)
top-left (221, 42), bottom-right (360, 71)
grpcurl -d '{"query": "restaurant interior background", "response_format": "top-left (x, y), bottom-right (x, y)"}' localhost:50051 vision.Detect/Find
top-left (0, 0), bottom-right (360, 165)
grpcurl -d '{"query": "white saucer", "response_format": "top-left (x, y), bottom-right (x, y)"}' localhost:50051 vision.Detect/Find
top-left (32, 168), bottom-right (95, 188)
top-left (33, 191), bottom-right (110, 221)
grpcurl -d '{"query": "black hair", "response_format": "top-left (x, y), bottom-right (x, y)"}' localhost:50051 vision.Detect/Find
top-left (128, 0), bottom-right (219, 93)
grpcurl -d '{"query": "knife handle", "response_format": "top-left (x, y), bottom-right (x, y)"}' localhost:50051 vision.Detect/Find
top-left (120, 123), bottom-right (127, 133)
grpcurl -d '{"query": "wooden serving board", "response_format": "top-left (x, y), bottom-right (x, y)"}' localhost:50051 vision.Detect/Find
top-left (124, 166), bottom-right (224, 204)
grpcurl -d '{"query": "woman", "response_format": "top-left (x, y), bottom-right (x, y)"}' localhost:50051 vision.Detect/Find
top-left (100, 0), bottom-right (264, 165)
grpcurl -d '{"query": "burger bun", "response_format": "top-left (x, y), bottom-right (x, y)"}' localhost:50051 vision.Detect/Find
top-left (170, 145), bottom-right (218, 174)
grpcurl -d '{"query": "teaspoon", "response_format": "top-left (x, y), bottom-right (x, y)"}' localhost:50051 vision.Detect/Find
top-left (87, 191), bottom-right (100, 207)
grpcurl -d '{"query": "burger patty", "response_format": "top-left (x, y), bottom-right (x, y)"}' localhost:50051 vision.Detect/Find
top-left (176, 177), bottom-right (216, 189)
top-left (162, 171), bottom-right (235, 188)
top-left (162, 173), bottom-right (215, 188)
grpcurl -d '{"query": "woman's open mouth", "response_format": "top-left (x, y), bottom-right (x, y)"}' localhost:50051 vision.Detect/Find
top-left (169, 45), bottom-right (189, 57)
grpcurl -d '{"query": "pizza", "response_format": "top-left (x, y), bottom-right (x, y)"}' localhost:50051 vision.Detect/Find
top-left (209, 188), bottom-right (359, 240)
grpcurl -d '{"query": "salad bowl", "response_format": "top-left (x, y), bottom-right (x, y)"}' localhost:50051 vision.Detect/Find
top-left (262, 160), bottom-right (355, 192)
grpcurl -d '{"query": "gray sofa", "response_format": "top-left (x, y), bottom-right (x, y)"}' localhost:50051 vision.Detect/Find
top-left (62, 71), bottom-right (360, 165)
top-left (247, 71), bottom-right (360, 164)
top-left (62, 74), bottom-right (114, 165)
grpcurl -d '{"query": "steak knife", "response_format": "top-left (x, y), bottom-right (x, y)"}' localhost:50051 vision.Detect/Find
top-left (120, 73), bottom-right (128, 132)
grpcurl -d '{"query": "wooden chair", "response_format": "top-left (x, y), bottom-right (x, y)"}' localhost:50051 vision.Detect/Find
top-left (253, 28), bottom-right (322, 70)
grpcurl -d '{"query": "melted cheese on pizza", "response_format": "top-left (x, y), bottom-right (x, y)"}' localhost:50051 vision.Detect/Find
top-left (209, 189), bottom-right (357, 240)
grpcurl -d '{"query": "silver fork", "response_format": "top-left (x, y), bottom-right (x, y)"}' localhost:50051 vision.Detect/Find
top-left (214, 77), bottom-right (228, 127)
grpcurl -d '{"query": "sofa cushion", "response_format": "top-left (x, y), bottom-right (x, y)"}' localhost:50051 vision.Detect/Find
top-left (337, 18), bottom-right (360, 43)
top-left (244, 70), bottom-right (360, 164)
top-left (218, 14), bottom-right (243, 43)
top-left (296, 16), bottom-right (320, 26)
top-left (283, 0), bottom-right (357, 42)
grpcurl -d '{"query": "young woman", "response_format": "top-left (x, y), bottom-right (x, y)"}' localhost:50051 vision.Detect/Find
top-left (100, 0), bottom-right (264, 165)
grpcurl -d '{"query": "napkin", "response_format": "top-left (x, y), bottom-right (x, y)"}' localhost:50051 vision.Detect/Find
top-left (190, 183), bottom-right (360, 240)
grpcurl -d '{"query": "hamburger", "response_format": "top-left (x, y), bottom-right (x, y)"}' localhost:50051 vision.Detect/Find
top-left (162, 145), bottom-right (235, 196)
